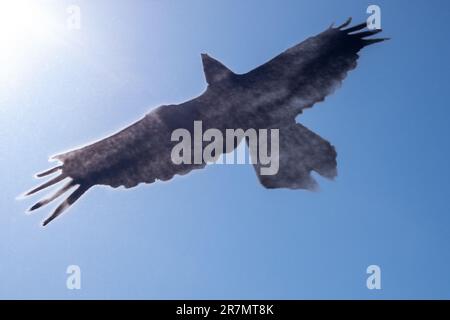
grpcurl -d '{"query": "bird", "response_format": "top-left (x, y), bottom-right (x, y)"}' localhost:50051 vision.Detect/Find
top-left (23, 18), bottom-right (387, 226)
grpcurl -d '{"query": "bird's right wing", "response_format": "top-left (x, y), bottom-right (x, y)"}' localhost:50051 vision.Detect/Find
top-left (23, 103), bottom-right (206, 226)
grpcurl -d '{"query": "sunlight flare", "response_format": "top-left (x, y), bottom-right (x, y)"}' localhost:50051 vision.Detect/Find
top-left (0, 0), bottom-right (56, 85)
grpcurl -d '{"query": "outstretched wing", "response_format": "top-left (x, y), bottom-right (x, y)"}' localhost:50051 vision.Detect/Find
top-left (249, 19), bottom-right (387, 189)
top-left (23, 102), bottom-right (206, 226)
top-left (250, 18), bottom-right (388, 117)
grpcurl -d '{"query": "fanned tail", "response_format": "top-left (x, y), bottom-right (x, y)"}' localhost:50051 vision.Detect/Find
top-left (250, 122), bottom-right (337, 190)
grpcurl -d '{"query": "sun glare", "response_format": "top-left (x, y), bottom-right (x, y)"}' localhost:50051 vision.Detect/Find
top-left (0, 0), bottom-right (56, 85)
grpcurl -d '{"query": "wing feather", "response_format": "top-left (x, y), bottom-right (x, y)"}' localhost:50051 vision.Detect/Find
top-left (23, 103), bottom-right (207, 225)
top-left (250, 20), bottom-right (387, 117)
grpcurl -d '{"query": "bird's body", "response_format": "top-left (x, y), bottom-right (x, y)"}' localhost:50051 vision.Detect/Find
top-left (23, 19), bottom-right (387, 226)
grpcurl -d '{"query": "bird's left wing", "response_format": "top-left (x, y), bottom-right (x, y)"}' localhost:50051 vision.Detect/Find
top-left (251, 18), bottom-right (388, 116)
top-left (247, 19), bottom-right (387, 190)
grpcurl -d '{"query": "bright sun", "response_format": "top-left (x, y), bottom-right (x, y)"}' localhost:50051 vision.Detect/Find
top-left (0, 0), bottom-right (56, 85)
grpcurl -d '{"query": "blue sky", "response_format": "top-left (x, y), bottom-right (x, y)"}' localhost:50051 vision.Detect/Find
top-left (1, 0), bottom-right (450, 299)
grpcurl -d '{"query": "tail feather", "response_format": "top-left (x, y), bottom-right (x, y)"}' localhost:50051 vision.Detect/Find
top-left (250, 122), bottom-right (337, 190)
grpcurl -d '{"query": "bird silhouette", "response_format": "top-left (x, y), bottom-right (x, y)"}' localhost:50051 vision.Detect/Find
top-left (23, 18), bottom-right (387, 226)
